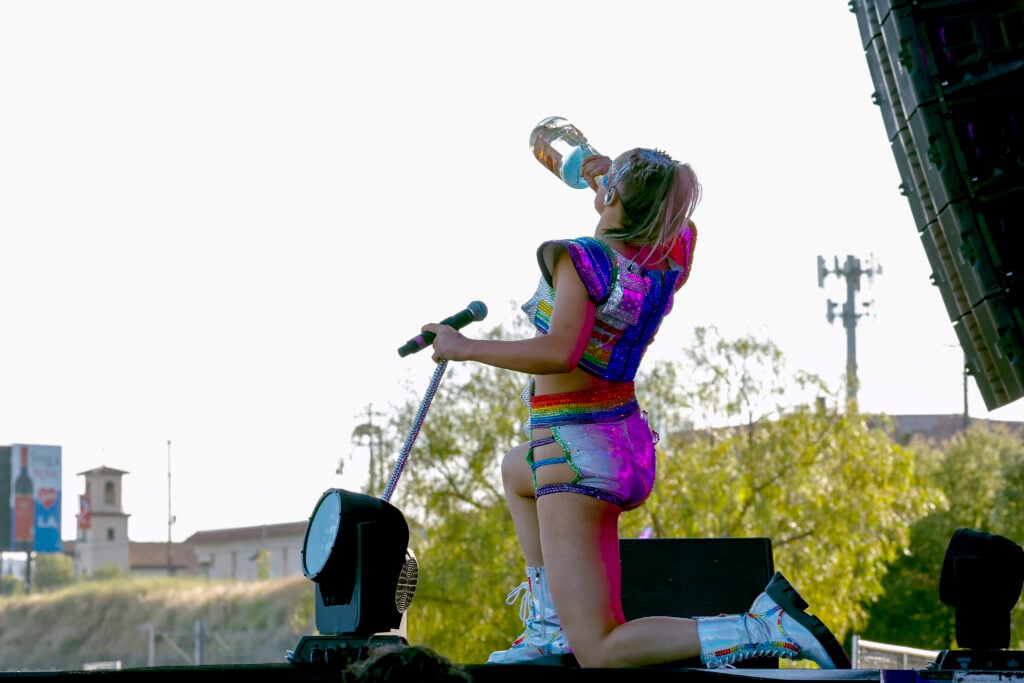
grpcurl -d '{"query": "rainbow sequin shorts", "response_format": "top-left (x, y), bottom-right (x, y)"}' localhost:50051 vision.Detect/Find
top-left (522, 382), bottom-right (657, 510)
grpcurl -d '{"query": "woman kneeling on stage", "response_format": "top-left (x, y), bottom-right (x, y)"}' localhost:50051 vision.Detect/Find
top-left (422, 146), bottom-right (851, 669)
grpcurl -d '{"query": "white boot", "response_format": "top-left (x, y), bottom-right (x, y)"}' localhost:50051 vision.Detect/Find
top-left (697, 572), bottom-right (851, 669)
top-left (487, 566), bottom-right (571, 664)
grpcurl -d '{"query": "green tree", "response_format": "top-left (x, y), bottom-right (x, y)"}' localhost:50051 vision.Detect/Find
top-left (255, 548), bottom-right (272, 581)
top-left (663, 325), bottom-right (828, 431)
top-left (32, 553), bottom-right (75, 592)
top-left (862, 425), bottom-right (1024, 650)
top-left (1, 571), bottom-right (25, 596)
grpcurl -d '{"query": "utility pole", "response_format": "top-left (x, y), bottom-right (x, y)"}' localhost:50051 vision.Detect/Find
top-left (167, 440), bottom-right (175, 576)
top-left (818, 254), bottom-right (882, 407)
top-left (962, 357), bottom-right (970, 429)
top-left (945, 345), bottom-right (970, 429)
top-left (350, 404), bottom-right (386, 494)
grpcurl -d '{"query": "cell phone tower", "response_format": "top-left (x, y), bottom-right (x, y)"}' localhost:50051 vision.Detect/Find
top-left (818, 254), bottom-right (882, 407)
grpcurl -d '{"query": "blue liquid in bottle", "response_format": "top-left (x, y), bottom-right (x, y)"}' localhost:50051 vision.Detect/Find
top-left (530, 116), bottom-right (598, 189)
top-left (560, 143), bottom-right (600, 189)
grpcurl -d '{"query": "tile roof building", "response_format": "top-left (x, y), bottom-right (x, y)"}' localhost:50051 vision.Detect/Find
top-left (68, 466), bottom-right (305, 580)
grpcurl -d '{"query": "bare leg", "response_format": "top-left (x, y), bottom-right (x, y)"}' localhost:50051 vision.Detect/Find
top-left (537, 491), bottom-right (702, 668)
top-left (501, 442), bottom-right (542, 567)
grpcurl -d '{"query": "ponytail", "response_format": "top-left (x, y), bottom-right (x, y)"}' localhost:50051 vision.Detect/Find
top-left (606, 148), bottom-right (701, 264)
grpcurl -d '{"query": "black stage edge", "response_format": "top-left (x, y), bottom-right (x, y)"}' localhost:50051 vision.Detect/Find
top-left (2, 664), bottom-right (1022, 682)
top-left (0, 666), bottom-right (967, 683)
top-left (0, 667), bottom-right (877, 683)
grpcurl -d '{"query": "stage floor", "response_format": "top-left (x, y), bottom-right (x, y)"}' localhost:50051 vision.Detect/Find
top-left (0, 659), bottom-right (1020, 683)
top-left (0, 666), bottom-right (877, 683)
top-left (0, 665), bottom-right (963, 683)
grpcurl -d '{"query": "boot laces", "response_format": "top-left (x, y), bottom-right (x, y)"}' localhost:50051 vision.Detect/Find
top-left (736, 606), bottom-right (801, 664)
top-left (504, 581), bottom-right (532, 626)
top-left (712, 643), bottom-right (798, 669)
top-left (706, 606), bottom-right (801, 669)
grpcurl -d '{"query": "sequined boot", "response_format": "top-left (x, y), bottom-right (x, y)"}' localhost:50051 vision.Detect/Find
top-left (487, 566), bottom-right (571, 664)
top-left (697, 572), bottom-right (851, 669)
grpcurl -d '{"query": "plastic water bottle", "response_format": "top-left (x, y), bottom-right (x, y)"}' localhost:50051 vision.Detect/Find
top-left (529, 116), bottom-right (599, 189)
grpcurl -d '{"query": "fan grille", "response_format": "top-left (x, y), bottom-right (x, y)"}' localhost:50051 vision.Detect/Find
top-left (395, 551), bottom-right (418, 613)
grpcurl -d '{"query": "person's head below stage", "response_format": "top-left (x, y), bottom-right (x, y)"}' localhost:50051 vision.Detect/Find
top-left (342, 643), bottom-right (472, 683)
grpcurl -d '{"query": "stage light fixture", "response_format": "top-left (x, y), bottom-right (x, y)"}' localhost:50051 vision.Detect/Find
top-left (289, 488), bottom-right (418, 666)
top-left (933, 527), bottom-right (1024, 670)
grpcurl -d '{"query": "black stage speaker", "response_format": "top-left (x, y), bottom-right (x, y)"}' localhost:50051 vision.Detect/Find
top-left (620, 537), bottom-right (777, 668)
top-left (849, 0), bottom-right (1024, 410)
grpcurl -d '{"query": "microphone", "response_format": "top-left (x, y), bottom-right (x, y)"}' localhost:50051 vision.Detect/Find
top-left (397, 301), bottom-right (488, 357)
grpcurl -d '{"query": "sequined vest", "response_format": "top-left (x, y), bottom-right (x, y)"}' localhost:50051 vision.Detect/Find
top-left (521, 229), bottom-right (695, 382)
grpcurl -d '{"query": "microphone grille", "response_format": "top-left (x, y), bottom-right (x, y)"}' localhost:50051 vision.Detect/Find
top-left (468, 300), bottom-right (488, 322)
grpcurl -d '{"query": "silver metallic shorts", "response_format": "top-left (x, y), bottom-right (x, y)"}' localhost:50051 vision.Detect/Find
top-left (524, 383), bottom-right (658, 510)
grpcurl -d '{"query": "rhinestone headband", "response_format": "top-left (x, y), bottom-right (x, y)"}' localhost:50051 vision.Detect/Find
top-left (603, 148), bottom-right (675, 189)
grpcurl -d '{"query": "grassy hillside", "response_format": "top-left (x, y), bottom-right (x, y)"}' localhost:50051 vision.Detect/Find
top-left (0, 576), bottom-right (314, 672)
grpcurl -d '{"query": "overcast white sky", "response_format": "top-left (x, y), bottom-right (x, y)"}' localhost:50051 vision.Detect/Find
top-left (3, 1), bottom-right (1022, 544)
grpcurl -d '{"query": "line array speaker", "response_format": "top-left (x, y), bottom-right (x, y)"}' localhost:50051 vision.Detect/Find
top-left (849, 0), bottom-right (1024, 409)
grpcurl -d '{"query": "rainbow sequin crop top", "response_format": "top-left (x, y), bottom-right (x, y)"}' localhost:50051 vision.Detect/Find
top-left (521, 224), bottom-right (696, 382)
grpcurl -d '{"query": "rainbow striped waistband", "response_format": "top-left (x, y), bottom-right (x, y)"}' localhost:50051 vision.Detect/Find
top-left (527, 382), bottom-right (638, 431)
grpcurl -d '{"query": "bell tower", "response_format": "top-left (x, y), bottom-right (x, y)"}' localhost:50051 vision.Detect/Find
top-left (75, 466), bottom-right (131, 576)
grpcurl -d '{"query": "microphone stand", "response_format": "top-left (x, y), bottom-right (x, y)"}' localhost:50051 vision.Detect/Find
top-left (382, 359), bottom-right (448, 502)
top-left (290, 359), bottom-right (451, 667)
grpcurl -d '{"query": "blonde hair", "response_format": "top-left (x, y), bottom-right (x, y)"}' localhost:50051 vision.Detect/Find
top-left (604, 147), bottom-right (701, 259)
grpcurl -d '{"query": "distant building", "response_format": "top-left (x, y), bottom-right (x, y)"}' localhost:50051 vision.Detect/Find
top-left (68, 466), bottom-right (306, 580)
top-left (129, 541), bottom-right (198, 577)
top-left (73, 466), bottom-right (132, 576)
top-left (887, 414), bottom-right (1021, 445)
top-left (187, 522), bottom-right (307, 580)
